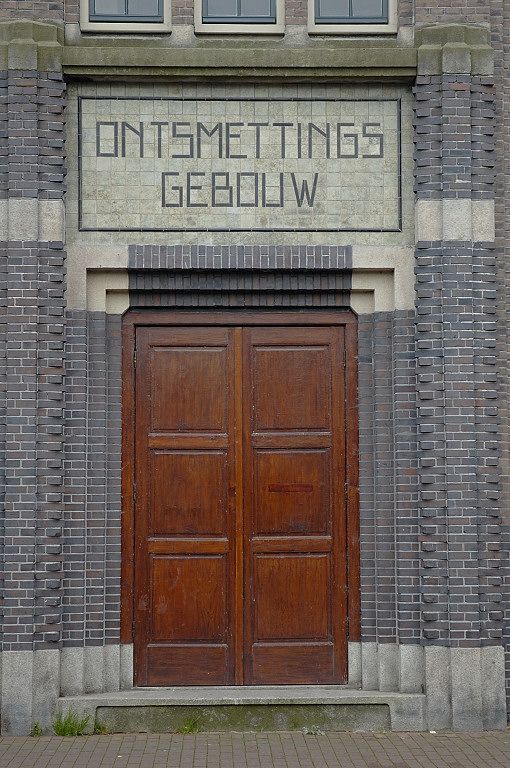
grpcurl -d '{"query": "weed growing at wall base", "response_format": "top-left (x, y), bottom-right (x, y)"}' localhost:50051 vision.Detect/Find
top-left (53, 710), bottom-right (90, 736)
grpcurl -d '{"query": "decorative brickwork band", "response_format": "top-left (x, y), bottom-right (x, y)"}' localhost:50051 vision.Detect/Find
top-left (2, 71), bottom-right (65, 200)
top-left (128, 245), bottom-right (352, 271)
top-left (358, 311), bottom-right (420, 650)
top-left (413, 75), bottom-right (495, 201)
top-left (128, 245), bottom-right (353, 308)
top-left (0, 59), bottom-right (66, 654)
top-left (413, 29), bottom-right (501, 657)
top-left (63, 313), bottom-right (122, 649)
top-left (0, 240), bottom-right (66, 652)
top-left (414, 242), bottom-right (500, 646)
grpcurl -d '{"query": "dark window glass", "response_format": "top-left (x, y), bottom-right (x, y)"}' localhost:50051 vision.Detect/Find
top-left (89, 0), bottom-right (163, 21)
top-left (315, 0), bottom-right (387, 23)
top-left (205, 0), bottom-right (238, 17)
top-left (202, 0), bottom-right (276, 23)
top-left (128, 0), bottom-right (161, 13)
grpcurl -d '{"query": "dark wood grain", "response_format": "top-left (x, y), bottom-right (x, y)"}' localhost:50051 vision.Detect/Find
top-left (133, 326), bottom-right (237, 685)
top-left (345, 320), bottom-right (361, 642)
top-left (122, 310), bottom-right (359, 685)
top-left (120, 319), bottom-right (136, 645)
top-left (233, 327), bottom-right (244, 685)
top-left (242, 326), bottom-right (347, 684)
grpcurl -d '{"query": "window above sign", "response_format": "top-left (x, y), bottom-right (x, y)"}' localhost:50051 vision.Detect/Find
top-left (81, 0), bottom-right (171, 31)
top-left (195, 0), bottom-right (284, 33)
top-left (79, 0), bottom-right (394, 33)
top-left (309, 0), bottom-right (396, 33)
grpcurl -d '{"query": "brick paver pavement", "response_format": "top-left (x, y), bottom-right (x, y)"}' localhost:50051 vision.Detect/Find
top-left (0, 732), bottom-right (510, 768)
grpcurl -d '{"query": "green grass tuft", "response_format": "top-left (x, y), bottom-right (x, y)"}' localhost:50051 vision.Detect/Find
top-left (93, 722), bottom-right (111, 735)
top-left (30, 722), bottom-right (43, 737)
top-left (177, 717), bottom-right (200, 734)
top-left (53, 710), bottom-right (90, 737)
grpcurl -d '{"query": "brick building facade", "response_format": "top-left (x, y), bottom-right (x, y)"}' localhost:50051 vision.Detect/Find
top-left (0, 0), bottom-right (509, 736)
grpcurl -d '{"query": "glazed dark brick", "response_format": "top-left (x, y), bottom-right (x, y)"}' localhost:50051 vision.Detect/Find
top-left (2, 71), bottom-right (65, 200)
top-left (414, 243), bottom-right (500, 649)
top-left (493, 0), bottom-right (510, 710)
top-left (62, 311), bottom-right (122, 647)
top-left (0, 68), bottom-right (67, 651)
top-left (358, 310), bottom-right (420, 645)
top-left (1, 241), bottom-right (66, 651)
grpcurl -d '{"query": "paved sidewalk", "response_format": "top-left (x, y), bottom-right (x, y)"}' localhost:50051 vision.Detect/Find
top-left (0, 732), bottom-right (510, 768)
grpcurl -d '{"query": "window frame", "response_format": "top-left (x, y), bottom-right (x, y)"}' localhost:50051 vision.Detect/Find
top-left (308, 0), bottom-right (396, 34)
top-left (201, 0), bottom-right (276, 25)
top-left (80, 0), bottom-right (171, 32)
top-left (195, 0), bottom-right (284, 34)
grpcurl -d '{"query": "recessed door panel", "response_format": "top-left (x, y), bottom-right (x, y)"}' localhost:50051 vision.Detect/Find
top-left (151, 345), bottom-right (228, 433)
top-left (251, 345), bottom-right (331, 431)
top-left (253, 449), bottom-right (330, 536)
top-left (151, 451), bottom-right (228, 536)
top-left (151, 555), bottom-right (228, 642)
top-left (253, 554), bottom-right (330, 641)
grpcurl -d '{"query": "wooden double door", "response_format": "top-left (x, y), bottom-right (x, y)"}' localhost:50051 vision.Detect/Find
top-left (133, 319), bottom-right (353, 686)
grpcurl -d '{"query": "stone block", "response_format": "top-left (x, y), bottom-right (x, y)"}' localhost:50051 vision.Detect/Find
top-left (481, 646), bottom-right (507, 730)
top-left (417, 45), bottom-right (442, 76)
top-left (84, 646), bottom-right (106, 694)
top-left (120, 644), bottom-right (134, 690)
top-left (348, 641), bottom-right (362, 686)
top-left (451, 648), bottom-right (483, 731)
top-left (361, 642), bottom-right (379, 691)
top-left (424, 646), bottom-right (452, 730)
top-left (1, 651), bottom-right (34, 736)
top-left (60, 647), bottom-right (84, 696)
top-left (32, 649), bottom-right (60, 733)
top-left (104, 644), bottom-right (121, 693)
top-left (378, 644), bottom-right (399, 692)
top-left (442, 43), bottom-right (471, 75)
top-left (8, 39), bottom-right (38, 70)
top-left (399, 646), bottom-right (424, 694)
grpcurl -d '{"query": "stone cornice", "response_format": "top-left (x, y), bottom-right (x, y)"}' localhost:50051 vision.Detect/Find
top-left (0, 20), bottom-right (493, 77)
top-left (61, 42), bottom-right (417, 79)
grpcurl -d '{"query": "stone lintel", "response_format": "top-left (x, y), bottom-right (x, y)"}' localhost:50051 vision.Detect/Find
top-left (62, 44), bottom-right (416, 79)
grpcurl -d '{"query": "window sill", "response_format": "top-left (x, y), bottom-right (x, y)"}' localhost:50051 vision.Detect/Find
top-left (80, 20), bottom-right (171, 31)
top-left (308, 21), bottom-right (397, 34)
top-left (194, 21), bottom-right (285, 34)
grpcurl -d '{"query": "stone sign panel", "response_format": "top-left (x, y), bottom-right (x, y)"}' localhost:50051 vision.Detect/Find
top-left (78, 96), bottom-right (402, 232)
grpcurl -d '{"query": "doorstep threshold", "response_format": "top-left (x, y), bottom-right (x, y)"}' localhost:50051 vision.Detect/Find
top-left (60, 685), bottom-right (424, 707)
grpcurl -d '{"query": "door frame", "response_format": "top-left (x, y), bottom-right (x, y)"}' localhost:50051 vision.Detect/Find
top-left (120, 309), bottom-right (361, 671)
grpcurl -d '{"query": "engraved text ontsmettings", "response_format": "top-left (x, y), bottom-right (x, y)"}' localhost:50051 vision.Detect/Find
top-left (79, 98), bottom-right (401, 232)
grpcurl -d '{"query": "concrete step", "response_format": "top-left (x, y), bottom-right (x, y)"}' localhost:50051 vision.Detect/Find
top-left (58, 686), bottom-right (426, 733)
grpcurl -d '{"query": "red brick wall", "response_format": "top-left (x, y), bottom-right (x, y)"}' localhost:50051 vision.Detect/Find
top-left (0, 0), bottom-right (64, 21)
top-left (415, 0), bottom-right (492, 25)
top-left (0, 0), bottom-right (500, 27)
